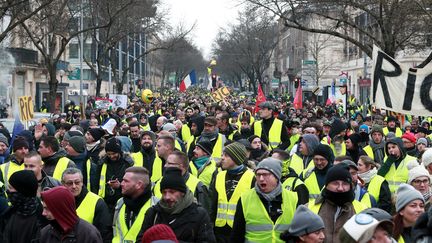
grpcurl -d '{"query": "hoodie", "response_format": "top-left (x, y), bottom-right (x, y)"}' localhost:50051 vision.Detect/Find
top-left (41, 186), bottom-right (78, 234)
top-left (378, 137), bottom-right (407, 176)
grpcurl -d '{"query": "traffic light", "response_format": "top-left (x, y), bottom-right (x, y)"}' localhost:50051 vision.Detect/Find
top-left (294, 77), bottom-right (300, 88)
top-left (211, 74), bottom-right (217, 88)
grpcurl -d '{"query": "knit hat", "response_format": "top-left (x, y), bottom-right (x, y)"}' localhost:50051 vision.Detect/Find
top-left (255, 157), bottom-right (282, 181)
top-left (142, 130), bottom-right (156, 142)
top-left (347, 133), bottom-right (361, 146)
top-left (403, 121), bottom-right (412, 130)
top-left (370, 125), bottom-right (383, 136)
top-left (339, 213), bottom-right (393, 243)
top-left (408, 165), bottom-right (430, 184)
top-left (160, 167), bottom-right (187, 193)
top-left (196, 140), bottom-right (213, 155)
top-left (88, 128), bottom-right (105, 141)
top-left (63, 130), bottom-right (84, 142)
top-left (288, 205), bottom-right (324, 237)
top-left (247, 135), bottom-right (260, 144)
top-left (417, 127), bottom-right (431, 135)
top-left (422, 149), bottom-right (432, 167)
top-left (162, 123), bottom-right (177, 132)
top-left (12, 137), bottom-right (29, 152)
top-left (329, 119), bottom-right (347, 139)
top-left (68, 136), bottom-right (86, 153)
top-left (401, 132), bottom-right (416, 143)
top-left (313, 144), bottom-right (335, 164)
top-left (387, 116), bottom-right (398, 123)
top-left (43, 123), bottom-right (56, 136)
top-left (417, 137), bottom-right (428, 146)
top-left (387, 132), bottom-right (396, 140)
top-left (0, 133), bottom-right (9, 146)
top-left (9, 170), bottom-right (38, 197)
top-left (105, 137), bottom-right (122, 153)
top-left (396, 184), bottom-right (425, 212)
top-left (142, 224), bottom-right (179, 243)
top-left (224, 142), bottom-right (247, 165)
top-left (301, 134), bottom-right (320, 156)
top-left (342, 160), bottom-right (358, 171)
top-left (325, 163), bottom-right (352, 186)
top-left (359, 124), bottom-right (369, 134)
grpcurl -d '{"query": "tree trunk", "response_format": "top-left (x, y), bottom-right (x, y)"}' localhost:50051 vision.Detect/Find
top-left (96, 76), bottom-right (102, 97)
top-left (48, 65), bottom-right (58, 112)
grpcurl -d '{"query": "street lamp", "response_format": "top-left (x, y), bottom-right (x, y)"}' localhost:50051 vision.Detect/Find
top-left (59, 69), bottom-right (65, 84)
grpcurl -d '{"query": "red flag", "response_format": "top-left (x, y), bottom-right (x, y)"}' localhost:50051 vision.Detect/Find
top-left (254, 83), bottom-right (266, 113)
top-left (293, 84), bottom-right (303, 109)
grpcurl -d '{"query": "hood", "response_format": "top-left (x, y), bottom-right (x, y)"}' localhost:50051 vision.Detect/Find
top-left (385, 137), bottom-right (406, 158)
top-left (329, 119), bottom-right (347, 139)
top-left (44, 149), bottom-right (68, 165)
top-left (189, 116), bottom-right (205, 136)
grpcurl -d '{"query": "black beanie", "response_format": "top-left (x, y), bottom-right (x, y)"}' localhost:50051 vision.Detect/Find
top-left (160, 167), bottom-right (187, 193)
top-left (313, 144), bottom-right (335, 164)
top-left (105, 137), bottom-right (122, 153)
top-left (329, 119), bottom-right (347, 139)
top-left (68, 136), bottom-right (86, 153)
top-left (12, 137), bottom-right (29, 152)
top-left (325, 163), bottom-right (352, 186)
top-left (9, 170), bottom-right (38, 197)
top-left (88, 128), bottom-right (105, 141)
top-left (196, 140), bottom-right (213, 155)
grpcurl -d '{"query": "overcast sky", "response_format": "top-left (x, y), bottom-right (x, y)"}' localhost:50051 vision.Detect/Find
top-left (162, 0), bottom-right (242, 59)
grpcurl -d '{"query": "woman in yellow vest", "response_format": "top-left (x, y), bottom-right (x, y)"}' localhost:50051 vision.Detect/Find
top-left (392, 184), bottom-right (425, 243)
top-left (280, 205), bottom-right (325, 243)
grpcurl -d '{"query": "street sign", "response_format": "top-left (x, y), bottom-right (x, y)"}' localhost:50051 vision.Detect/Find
top-left (303, 60), bottom-right (317, 65)
top-left (18, 96), bottom-right (34, 121)
top-left (340, 78), bottom-right (347, 84)
top-left (68, 68), bottom-right (80, 80)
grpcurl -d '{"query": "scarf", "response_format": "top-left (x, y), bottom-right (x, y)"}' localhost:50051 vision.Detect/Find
top-left (193, 156), bottom-right (209, 170)
top-left (358, 168), bottom-right (377, 184)
top-left (200, 129), bottom-right (219, 141)
top-left (227, 164), bottom-right (245, 175)
top-left (423, 190), bottom-right (432, 202)
top-left (7, 191), bottom-right (40, 216)
top-left (255, 182), bottom-right (283, 202)
top-left (369, 139), bottom-right (385, 164)
top-left (322, 188), bottom-right (355, 206)
top-left (159, 189), bottom-right (195, 215)
top-left (86, 140), bottom-right (100, 151)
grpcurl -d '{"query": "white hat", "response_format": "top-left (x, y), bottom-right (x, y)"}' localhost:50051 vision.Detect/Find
top-left (422, 148), bottom-right (432, 167)
top-left (101, 118), bottom-right (117, 135)
top-left (408, 165), bottom-right (430, 184)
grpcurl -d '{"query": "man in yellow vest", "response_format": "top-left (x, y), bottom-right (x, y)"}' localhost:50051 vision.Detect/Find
top-left (129, 121), bottom-right (142, 153)
top-left (0, 137), bottom-right (29, 190)
top-left (307, 163), bottom-right (369, 243)
top-left (362, 125), bottom-right (386, 165)
top-left (383, 116), bottom-right (403, 137)
top-left (38, 136), bottom-right (76, 181)
top-left (231, 157), bottom-right (299, 243)
top-left (141, 167), bottom-right (216, 242)
top-left (152, 150), bottom-right (210, 211)
top-left (190, 140), bottom-right (217, 187)
top-left (216, 111), bottom-right (241, 141)
top-left (24, 151), bottom-right (60, 197)
top-left (131, 131), bottom-right (160, 179)
top-left (209, 142), bottom-right (255, 242)
top-left (253, 101), bottom-right (290, 150)
top-left (111, 166), bottom-right (154, 242)
top-left (289, 134), bottom-right (320, 175)
top-left (62, 168), bottom-right (111, 243)
top-left (328, 119), bottom-right (347, 157)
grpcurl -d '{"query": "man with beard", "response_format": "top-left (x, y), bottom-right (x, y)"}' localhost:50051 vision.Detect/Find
top-left (38, 136), bottom-right (76, 182)
top-left (362, 125), bottom-right (386, 165)
top-left (327, 119), bottom-right (348, 157)
top-left (383, 116), bottom-right (403, 137)
top-left (252, 101), bottom-right (290, 150)
top-left (308, 164), bottom-right (368, 243)
top-left (131, 131), bottom-right (162, 182)
top-left (288, 134), bottom-right (320, 175)
top-left (190, 140), bottom-right (217, 187)
top-left (0, 137), bottom-right (30, 190)
top-left (96, 137), bottom-right (134, 216)
top-left (216, 111), bottom-right (241, 141)
top-left (128, 121), bottom-right (142, 153)
top-left (186, 116), bottom-right (205, 159)
top-left (301, 144), bottom-right (334, 201)
top-left (187, 116), bottom-right (226, 164)
top-left (0, 170), bottom-right (44, 243)
top-left (62, 168), bottom-right (111, 243)
top-left (85, 128), bottom-right (105, 163)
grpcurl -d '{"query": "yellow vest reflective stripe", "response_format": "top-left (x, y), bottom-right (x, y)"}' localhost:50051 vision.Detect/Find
top-left (131, 151), bottom-right (163, 182)
top-left (242, 189), bottom-right (297, 243)
top-left (0, 162), bottom-right (25, 189)
top-left (363, 146), bottom-right (374, 160)
top-left (254, 119), bottom-right (283, 150)
top-left (86, 159), bottom-right (91, 191)
top-left (282, 177), bottom-right (304, 191)
top-left (303, 170), bottom-right (322, 200)
top-left (366, 175), bottom-right (385, 202)
top-left (383, 127), bottom-right (403, 137)
top-left (153, 173), bottom-right (200, 199)
top-left (76, 191), bottom-right (100, 224)
top-left (112, 197), bottom-right (151, 242)
top-left (384, 156), bottom-right (413, 194)
top-left (215, 170), bottom-right (254, 228)
top-left (98, 163), bottom-right (107, 198)
top-left (189, 159), bottom-right (217, 188)
top-left (330, 142), bottom-right (346, 157)
top-left (181, 124), bottom-right (191, 143)
top-left (308, 199), bottom-right (368, 214)
top-left (52, 157), bottom-right (70, 181)
top-left (211, 134), bottom-right (224, 163)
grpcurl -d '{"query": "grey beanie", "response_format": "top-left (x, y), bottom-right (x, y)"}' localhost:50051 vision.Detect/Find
top-left (396, 184), bottom-right (425, 212)
top-left (0, 133), bottom-right (9, 146)
top-left (68, 136), bottom-right (86, 153)
top-left (301, 134), bottom-right (320, 156)
top-left (63, 130), bottom-right (84, 142)
top-left (288, 205), bottom-right (324, 236)
top-left (255, 157), bottom-right (282, 181)
top-left (417, 137), bottom-right (428, 146)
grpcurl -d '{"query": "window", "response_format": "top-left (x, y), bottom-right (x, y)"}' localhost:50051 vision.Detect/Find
top-left (69, 44), bottom-right (78, 58)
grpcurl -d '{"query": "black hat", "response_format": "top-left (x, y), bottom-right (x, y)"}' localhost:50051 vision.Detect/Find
top-left (329, 119), bottom-right (347, 139)
top-left (160, 167), bottom-right (187, 193)
top-left (417, 127), bottom-right (431, 135)
top-left (105, 137), bottom-right (122, 153)
top-left (387, 116), bottom-right (398, 123)
top-left (196, 140), bottom-right (213, 155)
top-left (12, 137), bottom-right (29, 152)
top-left (9, 170), bottom-right (38, 197)
top-left (325, 163), bottom-right (352, 186)
top-left (88, 128), bottom-right (105, 141)
top-left (313, 144), bottom-right (335, 164)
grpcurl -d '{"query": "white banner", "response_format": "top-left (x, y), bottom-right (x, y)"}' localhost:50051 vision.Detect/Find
top-left (109, 94), bottom-right (128, 109)
top-left (371, 45), bottom-right (432, 116)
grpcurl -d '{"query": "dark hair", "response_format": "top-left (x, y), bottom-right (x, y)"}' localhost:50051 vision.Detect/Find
top-left (40, 136), bottom-right (60, 152)
top-left (392, 213), bottom-right (404, 241)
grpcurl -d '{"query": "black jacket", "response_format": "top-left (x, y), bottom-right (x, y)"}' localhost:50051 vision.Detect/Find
top-left (252, 117), bottom-right (290, 150)
top-left (42, 150), bottom-right (76, 177)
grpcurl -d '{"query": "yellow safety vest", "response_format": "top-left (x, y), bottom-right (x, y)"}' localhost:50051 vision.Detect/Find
top-left (189, 159), bottom-right (217, 188)
top-left (242, 188), bottom-right (298, 243)
top-left (0, 161), bottom-right (25, 189)
top-left (254, 119), bottom-right (283, 150)
top-left (212, 134), bottom-right (224, 163)
top-left (112, 197), bottom-right (152, 242)
top-left (139, 124), bottom-right (151, 132)
top-left (384, 155), bottom-right (415, 193)
top-left (181, 124), bottom-right (192, 143)
top-left (302, 169), bottom-right (322, 200)
top-left (153, 173), bottom-right (200, 199)
top-left (308, 199), bottom-right (368, 214)
top-left (282, 177), bottom-right (304, 191)
top-left (76, 191), bottom-right (100, 224)
top-left (289, 153), bottom-right (314, 176)
top-left (398, 235), bottom-right (406, 243)
top-left (330, 142), bottom-right (346, 157)
top-left (360, 191), bottom-right (373, 208)
top-left (52, 157), bottom-right (71, 181)
top-left (383, 127), bottom-right (403, 137)
top-left (131, 151), bottom-right (163, 182)
top-left (366, 175), bottom-right (386, 202)
top-left (215, 170), bottom-right (255, 228)
top-left (363, 146), bottom-right (374, 160)
top-left (287, 133), bottom-right (300, 153)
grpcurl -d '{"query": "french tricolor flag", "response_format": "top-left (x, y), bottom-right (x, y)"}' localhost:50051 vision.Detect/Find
top-left (179, 70), bottom-right (197, 92)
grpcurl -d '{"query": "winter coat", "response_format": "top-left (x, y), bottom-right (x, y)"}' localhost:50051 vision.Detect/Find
top-left (40, 218), bottom-right (102, 243)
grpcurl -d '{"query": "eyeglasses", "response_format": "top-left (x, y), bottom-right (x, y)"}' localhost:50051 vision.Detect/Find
top-left (413, 179), bottom-right (430, 185)
top-left (256, 172), bottom-right (273, 179)
top-left (64, 180), bottom-right (82, 186)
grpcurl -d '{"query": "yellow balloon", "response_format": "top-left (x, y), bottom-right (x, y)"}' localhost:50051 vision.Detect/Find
top-left (141, 89), bottom-right (153, 104)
